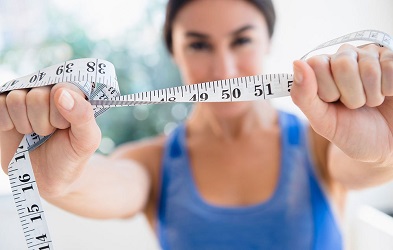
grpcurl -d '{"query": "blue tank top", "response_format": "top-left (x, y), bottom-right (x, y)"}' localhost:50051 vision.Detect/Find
top-left (157, 111), bottom-right (342, 250)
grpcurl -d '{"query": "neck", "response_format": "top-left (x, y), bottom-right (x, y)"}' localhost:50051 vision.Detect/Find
top-left (186, 101), bottom-right (277, 140)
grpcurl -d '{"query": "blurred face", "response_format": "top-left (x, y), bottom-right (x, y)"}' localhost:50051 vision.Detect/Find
top-left (172, 0), bottom-right (270, 82)
top-left (171, 0), bottom-right (271, 117)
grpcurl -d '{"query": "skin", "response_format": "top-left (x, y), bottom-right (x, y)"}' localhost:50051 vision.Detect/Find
top-left (1, 0), bottom-right (393, 235)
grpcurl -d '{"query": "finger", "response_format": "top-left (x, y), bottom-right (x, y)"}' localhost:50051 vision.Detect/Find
top-left (307, 55), bottom-right (340, 102)
top-left (6, 89), bottom-right (33, 134)
top-left (50, 83), bottom-right (85, 129)
top-left (26, 86), bottom-right (55, 136)
top-left (54, 87), bottom-right (101, 156)
top-left (357, 45), bottom-right (384, 107)
top-left (0, 94), bottom-right (14, 131)
top-left (380, 48), bottom-right (393, 96)
top-left (291, 60), bottom-right (335, 138)
top-left (331, 44), bottom-right (366, 109)
top-left (1, 129), bottom-right (24, 172)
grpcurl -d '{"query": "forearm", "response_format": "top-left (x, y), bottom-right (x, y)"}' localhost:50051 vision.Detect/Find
top-left (329, 144), bottom-right (393, 190)
top-left (44, 154), bottom-right (150, 219)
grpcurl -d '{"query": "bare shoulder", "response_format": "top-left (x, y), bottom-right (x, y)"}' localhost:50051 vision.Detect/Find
top-left (109, 135), bottom-right (167, 223)
top-left (110, 135), bottom-right (167, 173)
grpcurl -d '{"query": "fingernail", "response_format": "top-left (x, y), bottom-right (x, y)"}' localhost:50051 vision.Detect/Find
top-left (293, 63), bottom-right (303, 84)
top-left (59, 90), bottom-right (74, 111)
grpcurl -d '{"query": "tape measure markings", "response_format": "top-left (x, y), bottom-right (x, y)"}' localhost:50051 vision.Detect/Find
top-left (300, 29), bottom-right (392, 60)
top-left (1, 29), bottom-right (392, 250)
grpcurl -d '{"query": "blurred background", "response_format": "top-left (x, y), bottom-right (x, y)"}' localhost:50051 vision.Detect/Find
top-left (0, 0), bottom-right (393, 249)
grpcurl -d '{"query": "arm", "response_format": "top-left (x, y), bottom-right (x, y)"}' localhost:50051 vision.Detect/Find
top-left (44, 153), bottom-right (150, 219)
top-left (328, 143), bottom-right (393, 190)
top-left (310, 128), bottom-right (393, 190)
top-left (0, 83), bottom-right (152, 220)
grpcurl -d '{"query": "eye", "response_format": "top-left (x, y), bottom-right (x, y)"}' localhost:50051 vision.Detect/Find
top-left (189, 41), bottom-right (211, 51)
top-left (232, 37), bottom-right (251, 47)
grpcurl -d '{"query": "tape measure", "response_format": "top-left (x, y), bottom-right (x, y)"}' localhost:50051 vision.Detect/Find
top-left (1, 29), bottom-right (392, 249)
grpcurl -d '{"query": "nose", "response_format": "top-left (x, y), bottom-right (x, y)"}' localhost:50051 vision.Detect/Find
top-left (211, 48), bottom-right (238, 80)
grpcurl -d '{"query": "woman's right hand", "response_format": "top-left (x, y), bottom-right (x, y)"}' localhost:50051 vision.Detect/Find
top-left (0, 83), bottom-right (102, 198)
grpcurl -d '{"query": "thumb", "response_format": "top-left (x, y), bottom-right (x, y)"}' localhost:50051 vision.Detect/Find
top-left (291, 60), bottom-right (333, 136)
top-left (54, 88), bottom-right (101, 154)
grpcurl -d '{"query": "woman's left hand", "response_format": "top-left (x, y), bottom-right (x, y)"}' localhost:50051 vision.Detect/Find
top-left (291, 44), bottom-right (393, 164)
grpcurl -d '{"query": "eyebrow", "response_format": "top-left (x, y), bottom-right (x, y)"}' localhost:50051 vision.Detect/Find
top-left (185, 24), bottom-right (255, 39)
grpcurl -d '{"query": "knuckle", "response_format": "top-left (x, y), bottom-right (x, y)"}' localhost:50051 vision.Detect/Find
top-left (380, 50), bottom-right (393, 61)
top-left (16, 125), bottom-right (33, 135)
top-left (338, 44), bottom-right (356, 51)
top-left (52, 83), bottom-right (85, 98)
top-left (0, 96), bottom-right (13, 131)
top-left (366, 96), bottom-right (384, 107)
top-left (51, 83), bottom-right (65, 95)
top-left (331, 52), bottom-right (357, 73)
top-left (382, 84), bottom-right (393, 97)
top-left (49, 107), bottom-right (70, 129)
top-left (307, 55), bottom-right (329, 72)
top-left (26, 87), bottom-right (50, 107)
top-left (33, 125), bottom-right (55, 136)
top-left (381, 57), bottom-right (393, 75)
top-left (5, 90), bottom-right (33, 134)
top-left (6, 90), bottom-right (27, 108)
top-left (318, 91), bottom-right (340, 103)
top-left (340, 96), bottom-right (365, 109)
top-left (51, 117), bottom-right (70, 130)
top-left (360, 43), bottom-right (381, 51)
top-left (381, 56), bottom-right (393, 96)
top-left (360, 60), bottom-right (380, 84)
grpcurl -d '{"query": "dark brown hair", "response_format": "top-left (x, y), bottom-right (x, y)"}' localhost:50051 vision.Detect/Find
top-left (163, 0), bottom-right (276, 54)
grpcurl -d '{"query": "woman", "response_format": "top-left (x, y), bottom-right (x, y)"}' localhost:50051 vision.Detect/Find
top-left (1, 0), bottom-right (393, 249)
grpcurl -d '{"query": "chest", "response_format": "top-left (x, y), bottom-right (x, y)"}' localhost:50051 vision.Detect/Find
top-left (187, 131), bottom-right (281, 207)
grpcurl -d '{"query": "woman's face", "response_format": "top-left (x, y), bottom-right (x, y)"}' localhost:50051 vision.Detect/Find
top-left (172, 0), bottom-right (271, 85)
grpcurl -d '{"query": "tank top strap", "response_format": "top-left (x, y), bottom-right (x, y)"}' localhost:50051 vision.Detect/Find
top-left (278, 111), bottom-right (343, 250)
top-left (277, 110), bottom-right (305, 146)
top-left (277, 111), bottom-right (308, 181)
top-left (159, 122), bottom-right (189, 196)
top-left (157, 123), bottom-right (189, 249)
